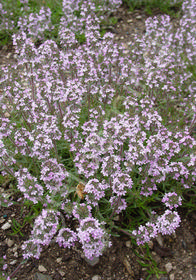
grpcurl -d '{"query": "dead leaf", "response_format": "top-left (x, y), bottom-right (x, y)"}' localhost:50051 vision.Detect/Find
top-left (123, 257), bottom-right (134, 277)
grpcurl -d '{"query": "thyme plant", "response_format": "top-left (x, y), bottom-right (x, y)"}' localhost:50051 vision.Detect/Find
top-left (0, 0), bottom-right (195, 273)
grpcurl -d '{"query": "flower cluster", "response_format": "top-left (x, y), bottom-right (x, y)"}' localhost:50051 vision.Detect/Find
top-left (40, 158), bottom-right (69, 196)
top-left (0, 3), bottom-right (15, 32)
top-left (72, 203), bottom-right (92, 220)
top-left (15, 168), bottom-right (44, 204)
top-left (56, 228), bottom-right (78, 249)
top-left (162, 192), bottom-right (182, 209)
top-left (132, 210), bottom-right (181, 245)
top-left (77, 217), bottom-right (112, 260)
top-left (17, 7), bottom-right (52, 41)
top-left (22, 209), bottom-right (60, 259)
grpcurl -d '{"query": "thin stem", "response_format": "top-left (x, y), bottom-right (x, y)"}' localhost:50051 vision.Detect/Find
top-left (26, 64), bottom-right (36, 102)
top-left (57, 101), bottom-right (64, 120)
top-left (189, 113), bottom-right (196, 134)
top-left (9, 259), bottom-right (28, 279)
top-left (52, 139), bottom-right (60, 163)
top-left (114, 226), bottom-right (133, 238)
top-left (109, 196), bottom-right (121, 220)
top-left (1, 158), bottom-right (16, 176)
top-left (2, 166), bottom-right (15, 177)
top-left (21, 111), bottom-right (32, 131)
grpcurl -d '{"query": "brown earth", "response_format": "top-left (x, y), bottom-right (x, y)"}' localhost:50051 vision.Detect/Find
top-left (0, 3), bottom-right (196, 280)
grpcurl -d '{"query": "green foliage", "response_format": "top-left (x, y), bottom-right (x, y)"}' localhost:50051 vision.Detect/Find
top-left (0, 31), bottom-right (13, 46)
top-left (23, 200), bottom-right (43, 221)
top-left (43, 0), bottom-right (63, 40)
top-left (75, 32), bottom-right (86, 44)
top-left (133, 243), bottom-right (167, 279)
top-left (10, 218), bottom-right (26, 237)
top-left (181, 189), bottom-right (196, 214)
top-left (123, 0), bottom-right (183, 17)
top-left (108, 16), bottom-right (118, 25)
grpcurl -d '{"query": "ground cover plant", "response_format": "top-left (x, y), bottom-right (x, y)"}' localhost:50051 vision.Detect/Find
top-left (0, 0), bottom-right (183, 46)
top-left (123, 0), bottom-right (183, 16)
top-left (0, 0), bottom-right (196, 279)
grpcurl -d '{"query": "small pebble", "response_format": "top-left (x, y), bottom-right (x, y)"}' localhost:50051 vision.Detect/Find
top-left (192, 253), bottom-right (196, 264)
top-left (148, 240), bottom-right (153, 249)
top-left (6, 239), bottom-right (14, 247)
top-left (125, 240), bottom-right (131, 248)
top-left (38, 265), bottom-right (47, 272)
top-left (85, 256), bottom-right (99, 266)
top-left (58, 270), bottom-right (65, 277)
top-left (1, 222), bottom-right (11, 230)
top-left (136, 15), bottom-right (142, 20)
top-left (6, 53), bottom-right (12, 59)
top-left (92, 276), bottom-right (101, 280)
top-left (165, 263), bottom-right (173, 273)
top-left (169, 273), bottom-right (175, 280)
top-left (33, 273), bottom-right (52, 280)
top-left (10, 260), bottom-right (17, 265)
top-left (127, 19), bottom-right (133, 23)
top-left (4, 112), bottom-right (10, 118)
top-left (56, 257), bottom-right (62, 263)
top-left (113, 215), bottom-right (120, 221)
top-left (151, 252), bottom-right (161, 264)
top-left (156, 234), bottom-right (164, 247)
top-left (181, 240), bottom-right (187, 250)
top-left (12, 245), bottom-right (18, 253)
top-left (0, 218), bottom-right (5, 224)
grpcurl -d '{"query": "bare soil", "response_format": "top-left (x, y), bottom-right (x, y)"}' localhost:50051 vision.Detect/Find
top-left (0, 4), bottom-right (196, 280)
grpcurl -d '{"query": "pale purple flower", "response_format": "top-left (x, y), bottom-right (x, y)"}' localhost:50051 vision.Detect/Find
top-left (157, 210), bottom-right (181, 235)
top-left (77, 217), bottom-right (111, 260)
top-left (84, 179), bottom-right (108, 206)
top-left (3, 264), bottom-right (7, 270)
top-left (72, 203), bottom-right (92, 220)
top-left (56, 228), bottom-right (77, 248)
top-left (109, 196), bottom-right (127, 214)
top-left (162, 192), bottom-right (182, 209)
top-left (15, 168), bottom-right (44, 204)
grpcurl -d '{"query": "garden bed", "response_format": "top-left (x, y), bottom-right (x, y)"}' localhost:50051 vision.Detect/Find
top-left (0, 1), bottom-right (196, 280)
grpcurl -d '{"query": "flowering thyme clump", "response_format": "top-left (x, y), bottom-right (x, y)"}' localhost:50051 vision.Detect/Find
top-left (132, 210), bottom-right (181, 245)
top-left (72, 203), bottom-right (92, 220)
top-left (56, 228), bottom-right (78, 248)
top-left (132, 222), bottom-right (158, 245)
top-left (40, 158), bottom-right (69, 196)
top-left (157, 210), bottom-right (181, 235)
top-left (17, 7), bottom-right (52, 41)
top-left (77, 217), bottom-right (112, 260)
top-left (0, 0), bottom-right (195, 265)
top-left (162, 192), bottom-right (182, 209)
top-left (22, 209), bottom-right (60, 259)
top-left (15, 168), bottom-right (44, 204)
